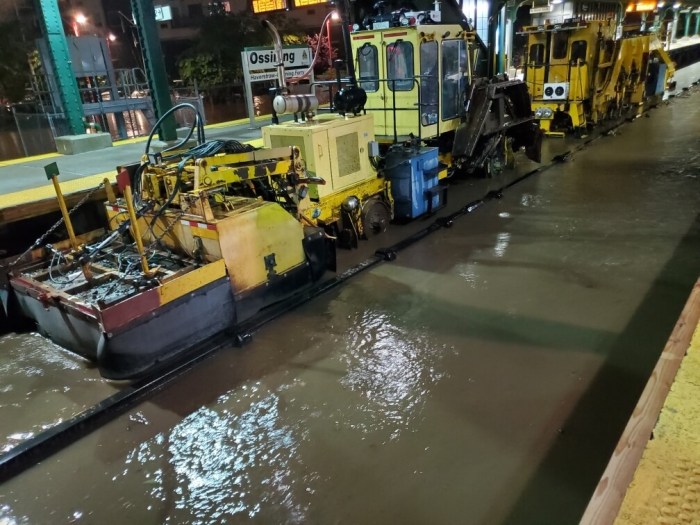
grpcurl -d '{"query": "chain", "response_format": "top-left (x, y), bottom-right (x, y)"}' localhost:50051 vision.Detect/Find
top-left (7, 181), bottom-right (106, 268)
top-left (146, 200), bottom-right (193, 252)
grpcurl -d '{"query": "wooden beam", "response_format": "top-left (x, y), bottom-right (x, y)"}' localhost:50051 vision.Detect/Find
top-left (580, 279), bottom-right (700, 525)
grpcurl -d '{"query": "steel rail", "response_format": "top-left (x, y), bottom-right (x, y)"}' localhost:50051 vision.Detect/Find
top-left (0, 113), bottom-right (629, 484)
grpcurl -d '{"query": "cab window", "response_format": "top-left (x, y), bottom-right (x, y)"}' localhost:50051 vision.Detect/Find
top-left (386, 41), bottom-right (414, 91)
top-left (357, 44), bottom-right (379, 92)
top-left (552, 32), bottom-right (569, 60)
top-left (441, 39), bottom-right (466, 120)
top-left (529, 43), bottom-right (545, 65)
top-left (570, 40), bottom-right (587, 63)
top-left (420, 41), bottom-right (438, 126)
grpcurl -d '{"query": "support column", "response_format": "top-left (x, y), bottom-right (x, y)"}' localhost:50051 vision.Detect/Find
top-left (498, 5), bottom-right (507, 74)
top-left (684, 11), bottom-right (691, 38)
top-left (131, 0), bottom-right (175, 141)
top-left (487, 0), bottom-right (502, 77)
top-left (37, 0), bottom-right (84, 135)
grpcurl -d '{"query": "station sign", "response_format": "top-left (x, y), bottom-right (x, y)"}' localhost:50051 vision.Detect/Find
top-left (251, 0), bottom-right (287, 13)
top-left (293, 0), bottom-right (329, 7)
top-left (249, 69), bottom-right (310, 82)
top-left (240, 45), bottom-right (314, 128)
top-left (243, 47), bottom-right (312, 72)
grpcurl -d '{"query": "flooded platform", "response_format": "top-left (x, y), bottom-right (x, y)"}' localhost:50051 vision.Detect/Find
top-left (0, 89), bottom-right (699, 524)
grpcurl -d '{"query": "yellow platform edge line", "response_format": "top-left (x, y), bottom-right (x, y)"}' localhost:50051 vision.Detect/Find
top-left (0, 114), bottom-right (272, 165)
top-left (0, 152), bottom-right (61, 168)
top-left (0, 172), bottom-right (114, 209)
top-left (0, 137), bottom-right (264, 210)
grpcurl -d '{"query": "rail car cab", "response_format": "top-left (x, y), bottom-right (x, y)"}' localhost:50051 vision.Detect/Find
top-left (350, 22), bottom-right (479, 146)
top-left (522, 19), bottom-right (673, 135)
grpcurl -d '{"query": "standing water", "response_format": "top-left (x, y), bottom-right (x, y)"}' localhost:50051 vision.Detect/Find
top-left (0, 91), bottom-right (698, 524)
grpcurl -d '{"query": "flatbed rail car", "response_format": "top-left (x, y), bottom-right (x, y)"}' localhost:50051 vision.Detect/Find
top-left (4, 139), bottom-right (333, 379)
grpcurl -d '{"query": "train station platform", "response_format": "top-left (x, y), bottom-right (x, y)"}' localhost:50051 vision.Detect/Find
top-left (0, 115), bottom-right (272, 210)
top-left (582, 280), bottom-right (700, 524)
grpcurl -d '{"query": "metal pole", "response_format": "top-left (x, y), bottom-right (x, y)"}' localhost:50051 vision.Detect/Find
top-left (123, 185), bottom-right (155, 277)
top-left (131, 0), bottom-right (176, 141)
top-left (37, 0), bottom-right (85, 135)
top-left (45, 164), bottom-right (93, 281)
top-left (11, 106), bottom-right (29, 157)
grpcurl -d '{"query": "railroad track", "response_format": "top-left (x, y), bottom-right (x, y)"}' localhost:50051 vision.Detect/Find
top-left (0, 113), bottom-right (636, 483)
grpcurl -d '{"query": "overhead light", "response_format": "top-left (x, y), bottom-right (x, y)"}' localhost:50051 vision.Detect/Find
top-left (551, 0), bottom-right (563, 5)
top-left (75, 13), bottom-right (87, 24)
top-left (673, 1), bottom-right (681, 7)
top-left (330, 10), bottom-right (341, 21)
top-left (657, 1), bottom-right (664, 6)
top-left (108, 33), bottom-right (116, 42)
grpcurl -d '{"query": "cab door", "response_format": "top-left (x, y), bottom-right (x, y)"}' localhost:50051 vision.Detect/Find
top-left (525, 35), bottom-right (547, 99)
top-left (382, 31), bottom-right (419, 138)
top-left (353, 32), bottom-right (386, 132)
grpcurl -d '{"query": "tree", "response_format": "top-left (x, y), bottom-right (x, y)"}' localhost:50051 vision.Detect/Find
top-left (0, 21), bottom-right (31, 103)
top-left (305, 33), bottom-right (338, 76)
top-left (177, 12), bottom-right (271, 89)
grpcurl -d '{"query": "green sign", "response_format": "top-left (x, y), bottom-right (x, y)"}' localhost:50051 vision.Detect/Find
top-left (44, 162), bottom-right (60, 180)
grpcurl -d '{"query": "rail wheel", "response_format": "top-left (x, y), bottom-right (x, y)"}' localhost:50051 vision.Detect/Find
top-left (361, 199), bottom-right (391, 238)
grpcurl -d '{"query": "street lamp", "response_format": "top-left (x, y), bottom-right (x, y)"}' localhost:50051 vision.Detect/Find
top-left (326, 11), bottom-right (340, 67)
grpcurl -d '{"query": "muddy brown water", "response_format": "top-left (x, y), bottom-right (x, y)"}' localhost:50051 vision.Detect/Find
top-left (0, 91), bottom-right (699, 524)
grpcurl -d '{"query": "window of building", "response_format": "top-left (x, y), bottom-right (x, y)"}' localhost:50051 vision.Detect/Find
top-left (357, 44), bottom-right (379, 92)
top-left (188, 4), bottom-right (203, 19)
top-left (386, 41), bottom-right (414, 91)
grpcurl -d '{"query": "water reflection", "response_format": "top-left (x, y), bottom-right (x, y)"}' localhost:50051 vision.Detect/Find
top-left (337, 305), bottom-right (446, 439)
top-left (493, 232), bottom-right (511, 258)
top-left (0, 504), bottom-right (28, 525)
top-left (117, 388), bottom-right (311, 524)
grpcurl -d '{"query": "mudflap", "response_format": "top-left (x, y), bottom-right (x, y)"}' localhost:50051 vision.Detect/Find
top-left (453, 77), bottom-right (542, 168)
top-left (510, 121), bottom-right (544, 164)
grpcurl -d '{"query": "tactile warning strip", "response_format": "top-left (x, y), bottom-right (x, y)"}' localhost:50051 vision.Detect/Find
top-left (616, 322), bottom-right (700, 525)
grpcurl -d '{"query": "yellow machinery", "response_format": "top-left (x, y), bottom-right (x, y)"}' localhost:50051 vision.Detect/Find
top-left (522, 18), bottom-right (674, 135)
top-left (346, 14), bottom-right (542, 175)
top-left (262, 113), bottom-right (393, 247)
top-left (7, 131), bottom-right (333, 379)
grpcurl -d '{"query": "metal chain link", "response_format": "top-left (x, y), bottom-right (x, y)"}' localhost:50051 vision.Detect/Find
top-left (146, 200), bottom-right (193, 252)
top-left (7, 181), bottom-right (106, 268)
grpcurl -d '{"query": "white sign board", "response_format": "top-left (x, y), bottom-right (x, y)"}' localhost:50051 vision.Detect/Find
top-left (154, 5), bottom-right (173, 21)
top-left (241, 46), bottom-right (314, 128)
top-left (249, 69), bottom-right (311, 82)
top-left (244, 47), bottom-right (312, 72)
top-left (530, 4), bottom-right (552, 13)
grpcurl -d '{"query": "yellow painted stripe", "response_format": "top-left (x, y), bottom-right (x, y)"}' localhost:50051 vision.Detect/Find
top-left (158, 259), bottom-right (227, 305)
top-left (190, 226), bottom-right (219, 240)
top-left (0, 152), bottom-right (61, 168)
top-left (0, 171), bottom-right (114, 209)
top-left (0, 132), bottom-right (263, 210)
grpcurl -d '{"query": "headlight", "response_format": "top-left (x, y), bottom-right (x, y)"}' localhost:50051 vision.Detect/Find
top-left (341, 196), bottom-right (360, 212)
top-left (534, 107), bottom-right (553, 119)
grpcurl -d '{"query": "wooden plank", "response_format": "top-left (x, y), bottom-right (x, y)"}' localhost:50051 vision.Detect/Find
top-left (580, 279), bottom-right (700, 525)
